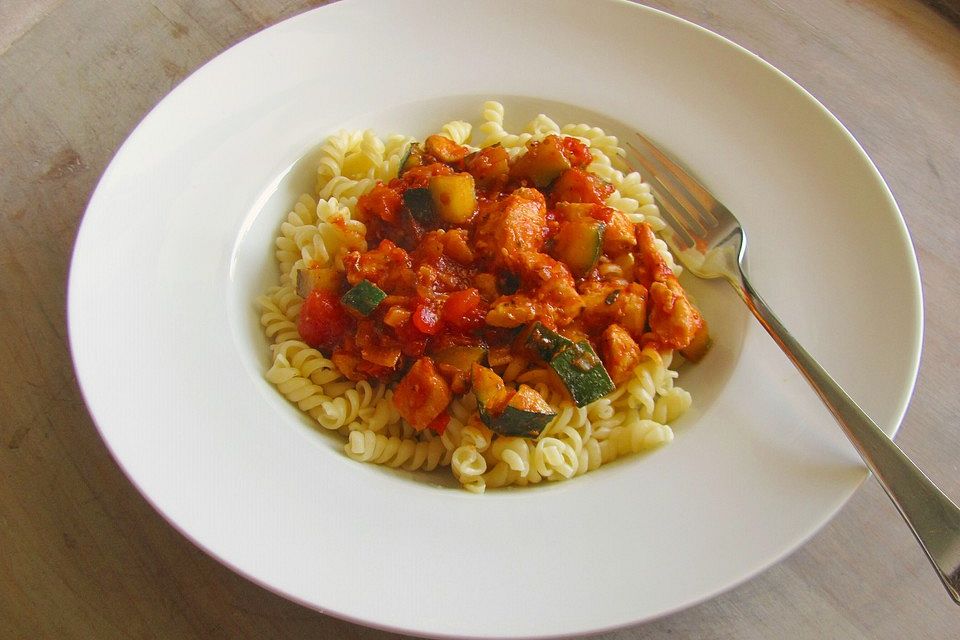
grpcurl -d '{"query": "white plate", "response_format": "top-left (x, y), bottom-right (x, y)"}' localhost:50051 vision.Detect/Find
top-left (68, 1), bottom-right (922, 637)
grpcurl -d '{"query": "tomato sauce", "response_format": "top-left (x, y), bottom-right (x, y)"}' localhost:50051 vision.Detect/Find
top-left (297, 134), bottom-right (706, 431)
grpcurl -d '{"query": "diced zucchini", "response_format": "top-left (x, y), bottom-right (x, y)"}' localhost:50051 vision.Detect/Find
top-left (403, 187), bottom-right (436, 224)
top-left (509, 135), bottom-right (571, 188)
top-left (494, 384), bottom-right (556, 437)
top-left (340, 279), bottom-right (387, 316)
top-left (549, 340), bottom-right (615, 407)
top-left (399, 142), bottom-right (424, 174)
top-left (551, 218), bottom-right (604, 276)
top-left (429, 173), bottom-right (477, 224)
top-left (295, 266), bottom-right (342, 298)
top-left (433, 345), bottom-right (487, 372)
top-left (393, 357), bottom-right (452, 430)
top-left (470, 364), bottom-right (555, 437)
top-left (555, 202), bottom-right (598, 220)
top-left (471, 363), bottom-right (505, 404)
top-left (523, 321), bottom-right (574, 361)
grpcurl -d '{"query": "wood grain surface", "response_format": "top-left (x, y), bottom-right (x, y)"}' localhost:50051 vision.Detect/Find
top-left (1, 1), bottom-right (958, 638)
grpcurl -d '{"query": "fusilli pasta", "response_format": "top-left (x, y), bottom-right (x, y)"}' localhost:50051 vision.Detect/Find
top-left (258, 101), bottom-right (698, 492)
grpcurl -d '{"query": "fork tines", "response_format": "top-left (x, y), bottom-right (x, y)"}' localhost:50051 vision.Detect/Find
top-left (625, 133), bottom-right (719, 250)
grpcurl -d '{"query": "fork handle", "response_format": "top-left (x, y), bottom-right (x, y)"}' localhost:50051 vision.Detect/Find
top-left (736, 275), bottom-right (960, 604)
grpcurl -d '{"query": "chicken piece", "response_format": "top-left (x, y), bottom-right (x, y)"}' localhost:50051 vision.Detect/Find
top-left (548, 168), bottom-right (615, 206)
top-left (392, 357), bottom-right (452, 430)
top-left (579, 282), bottom-right (647, 339)
top-left (600, 208), bottom-right (637, 254)
top-left (485, 295), bottom-right (539, 328)
top-left (440, 228), bottom-right (474, 264)
top-left (425, 134), bottom-right (469, 163)
top-left (464, 145), bottom-right (510, 188)
top-left (599, 324), bottom-right (643, 385)
top-left (412, 231), bottom-right (446, 264)
top-left (474, 188), bottom-right (547, 265)
top-left (343, 239), bottom-right (414, 293)
top-left (514, 250), bottom-right (572, 288)
top-left (515, 251), bottom-right (583, 323)
top-left (473, 272), bottom-right (499, 301)
top-left (618, 284), bottom-right (649, 339)
top-left (680, 318), bottom-right (711, 362)
top-left (633, 223), bottom-right (707, 351)
top-left (484, 252), bottom-right (584, 329)
top-left (633, 222), bottom-right (674, 287)
top-left (645, 278), bottom-right (705, 351)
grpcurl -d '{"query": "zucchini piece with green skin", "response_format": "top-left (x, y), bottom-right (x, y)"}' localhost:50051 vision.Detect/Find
top-left (433, 345), bottom-right (487, 372)
top-left (470, 364), bottom-right (556, 437)
top-left (494, 384), bottom-right (556, 437)
top-left (340, 279), bottom-right (387, 316)
top-left (399, 142), bottom-right (423, 174)
top-left (471, 363), bottom-right (508, 409)
top-left (295, 266), bottom-right (341, 298)
top-left (549, 340), bottom-right (615, 407)
top-left (403, 187), bottom-right (437, 225)
top-left (429, 173), bottom-right (477, 224)
top-left (523, 321), bottom-right (573, 361)
top-left (551, 217), bottom-right (605, 276)
top-left (509, 136), bottom-right (571, 188)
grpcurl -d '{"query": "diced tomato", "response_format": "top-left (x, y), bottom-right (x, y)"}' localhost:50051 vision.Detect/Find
top-left (560, 136), bottom-right (592, 168)
top-left (442, 288), bottom-right (486, 331)
top-left (426, 411), bottom-right (450, 435)
top-left (391, 317), bottom-right (428, 357)
top-left (297, 289), bottom-right (353, 350)
top-left (357, 184), bottom-right (403, 223)
top-left (413, 304), bottom-right (442, 335)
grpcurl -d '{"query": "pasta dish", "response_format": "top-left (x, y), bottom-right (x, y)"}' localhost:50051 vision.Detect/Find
top-left (257, 102), bottom-right (708, 492)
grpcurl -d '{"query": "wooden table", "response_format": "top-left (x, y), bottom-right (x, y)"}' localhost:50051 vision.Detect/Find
top-left (2, 1), bottom-right (958, 637)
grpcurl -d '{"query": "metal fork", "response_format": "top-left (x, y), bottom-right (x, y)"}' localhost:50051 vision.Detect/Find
top-left (626, 132), bottom-right (960, 605)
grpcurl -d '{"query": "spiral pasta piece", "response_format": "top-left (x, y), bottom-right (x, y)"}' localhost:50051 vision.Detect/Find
top-left (452, 443), bottom-right (488, 490)
top-left (601, 416), bottom-right (674, 462)
top-left (525, 113), bottom-right (561, 139)
top-left (266, 353), bottom-right (330, 418)
top-left (315, 130), bottom-right (355, 187)
top-left (376, 134), bottom-right (415, 182)
top-left (346, 430), bottom-right (446, 471)
top-left (438, 120), bottom-right (472, 145)
top-left (272, 339), bottom-right (341, 386)
top-left (479, 100), bottom-right (532, 152)
top-left (257, 295), bottom-right (300, 344)
top-left (533, 437), bottom-right (579, 480)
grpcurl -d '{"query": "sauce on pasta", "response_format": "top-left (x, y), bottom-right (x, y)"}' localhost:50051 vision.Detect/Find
top-left (293, 133), bottom-right (708, 434)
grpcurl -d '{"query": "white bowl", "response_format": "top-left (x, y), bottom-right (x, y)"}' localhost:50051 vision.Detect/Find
top-left (68, 1), bottom-right (922, 637)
